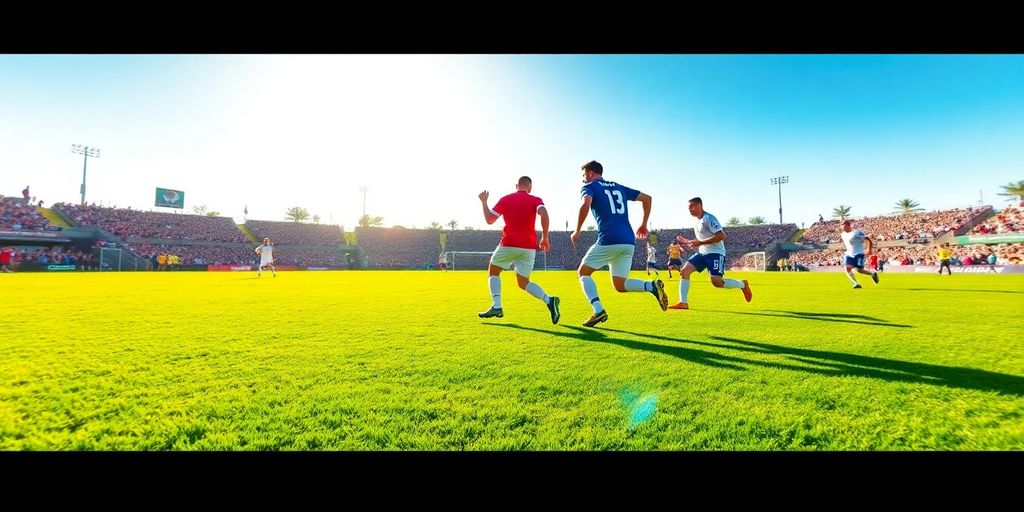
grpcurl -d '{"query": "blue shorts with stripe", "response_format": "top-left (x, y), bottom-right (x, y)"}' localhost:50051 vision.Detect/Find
top-left (687, 253), bottom-right (726, 277)
top-left (844, 254), bottom-right (865, 269)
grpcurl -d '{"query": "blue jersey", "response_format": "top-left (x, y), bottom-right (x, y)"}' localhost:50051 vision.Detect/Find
top-left (581, 178), bottom-right (641, 245)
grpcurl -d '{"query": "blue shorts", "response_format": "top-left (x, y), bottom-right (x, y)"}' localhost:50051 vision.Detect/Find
top-left (687, 253), bottom-right (726, 277)
top-left (844, 254), bottom-right (865, 269)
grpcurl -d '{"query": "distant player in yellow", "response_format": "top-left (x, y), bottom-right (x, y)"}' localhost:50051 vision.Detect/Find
top-left (937, 243), bottom-right (952, 275)
top-left (157, 253), bottom-right (167, 271)
top-left (666, 241), bottom-right (684, 279)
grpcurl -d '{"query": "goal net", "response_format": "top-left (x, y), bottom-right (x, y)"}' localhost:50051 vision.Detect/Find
top-left (730, 251), bottom-right (766, 272)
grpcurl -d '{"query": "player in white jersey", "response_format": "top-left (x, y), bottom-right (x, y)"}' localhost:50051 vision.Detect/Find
top-left (669, 197), bottom-right (752, 310)
top-left (645, 240), bottom-right (661, 277)
top-left (840, 220), bottom-right (878, 288)
top-left (255, 237), bottom-right (276, 277)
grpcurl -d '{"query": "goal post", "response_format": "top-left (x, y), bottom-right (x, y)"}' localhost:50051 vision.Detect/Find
top-left (734, 251), bottom-right (767, 272)
top-left (444, 251), bottom-right (492, 271)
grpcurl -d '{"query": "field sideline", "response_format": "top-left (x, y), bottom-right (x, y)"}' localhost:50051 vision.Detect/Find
top-left (2, 270), bottom-right (1022, 450)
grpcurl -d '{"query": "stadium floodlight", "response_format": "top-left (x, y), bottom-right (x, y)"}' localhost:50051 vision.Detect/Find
top-left (359, 186), bottom-right (368, 217)
top-left (72, 144), bottom-right (102, 205)
top-left (770, 176), bottom-right (789, 224)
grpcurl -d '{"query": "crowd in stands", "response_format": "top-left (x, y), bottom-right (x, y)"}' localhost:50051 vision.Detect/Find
top-left (355, 224), bottom-right (797, 270)
top-left (971, 206), bottom-right (1024, 235)
top-left (719, 224), bottom-right (797, 249)
top-left (799, 206), bottom-right (990, 245)
top-left (273, 246), bottom-right (348, 267)
top-left (247, 220), bottom-right (343, 245)
top-left (0, 245), bottom-right (95, 270)
top-left (788, 242), bottom-right (1024, 267)
top-left (1, 197), bottom-right (60, 232)
top-left (54, 203), bottom-right (248, 243)
top-left (128, 244), bottom-right (254, 266)
top-left (109, 243), bottom-right (349, 268)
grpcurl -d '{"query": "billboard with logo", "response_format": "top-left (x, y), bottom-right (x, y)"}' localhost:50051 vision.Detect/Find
top-left (155, 188), bottom-right (185, 209)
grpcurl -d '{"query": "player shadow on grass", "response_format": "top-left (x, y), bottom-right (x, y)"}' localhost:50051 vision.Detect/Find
top-left (592, 326), bottom-right (1024, 397)
top-left (907, 288), bottom-right (1024, 294)
top-left (707, 335), bottom-right (1024, 397)
top-left (484, 323), bottom-right (748, 370)
top-left (483, 324), bottom-right (1024, 397)
top-left (704, 310), bottom-right (912, 328)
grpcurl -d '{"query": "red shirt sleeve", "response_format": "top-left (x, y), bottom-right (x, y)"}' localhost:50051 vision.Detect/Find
top-left (492, 195), bottom-right (507, 216)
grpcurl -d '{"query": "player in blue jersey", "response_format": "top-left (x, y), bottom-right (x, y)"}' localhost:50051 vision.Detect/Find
top-left (570, 160), bottom-right (668, 327)
top-left (670, 197), bottom-right (752, 310)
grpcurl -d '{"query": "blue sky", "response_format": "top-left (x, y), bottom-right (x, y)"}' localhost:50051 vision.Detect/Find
top-left (2, 54), bottom-right (1021, 232)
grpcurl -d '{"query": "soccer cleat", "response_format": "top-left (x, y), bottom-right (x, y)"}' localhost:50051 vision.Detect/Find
top-left (547, 296), bottom-right (561, 325)
top-left (668, 302), bottom-right (689, 310)
top-left (853, 283), bottom-right (862, 289)
top-left (742, 279), bottom-right (752, 302)
top-left (649, 279), bottom-right (669, 311)
top-left (582, 309), bottom-right (608, 327)
top-left (478, 307), bottom-right (504, 318)
top-left (871, 272), bottom-right (879, 284)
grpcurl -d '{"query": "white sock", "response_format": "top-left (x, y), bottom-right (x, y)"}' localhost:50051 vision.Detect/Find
top-left (723, 279), bottom-right (743, 289)
top-left (624, 278), bottom-right (649, 292)
top-left (679, 279), bottom-right (690, 303)
top-left (525, 281), bottom-right (549, 304)
top-left (489, 276), bottom-right (502, 308)
top-left (580, 275), bottom-right (603, 313)
top-left (846, 271), bottom-right (859, 284)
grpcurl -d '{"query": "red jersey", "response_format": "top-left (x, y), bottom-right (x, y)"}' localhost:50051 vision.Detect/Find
top-left (492, 191), bottom-right (544, 249)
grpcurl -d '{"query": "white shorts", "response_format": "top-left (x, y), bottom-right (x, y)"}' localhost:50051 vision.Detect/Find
top-left (260, 259), bottom-right (274, 267)
top-left (490, 246), bottom-right (536, 278)
top-left (581, 243), bottom-right (635, 278)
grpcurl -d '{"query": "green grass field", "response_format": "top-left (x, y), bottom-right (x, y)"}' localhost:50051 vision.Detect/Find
top-left (2, 269), bottom-right (1022, 450)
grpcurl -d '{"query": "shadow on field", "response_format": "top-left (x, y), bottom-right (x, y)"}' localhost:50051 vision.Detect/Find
top-left (708, 335), bottom-right (1024, 397)
top-left (707, 310), bottom-right (913, 328)
top-left (484, 324), bottom-right (1024, 396)
top-left (485, 323), bottom-right (747, 370)
top-left (907, 288), bottom-right (1024, 295)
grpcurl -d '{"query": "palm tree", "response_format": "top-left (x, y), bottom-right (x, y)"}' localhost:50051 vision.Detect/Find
top-left (428, 221), bottom-right (442, 230)
top-left (998, 180), bottom-right (1024, 202)
top-left (832, 205), bottom-right (852, 221)
top-left (357, 214), bottom-right (383, 227)
top-left (285, 206), bottom-right (310, 223)
top-left (748, 216), bottom-right (766, 225)
top-left (446, 219), bottom-right (458, 231)
top-left (894, 199), bottom-right (923, 214)
top-left (726, 217), bottom-right (742, 227)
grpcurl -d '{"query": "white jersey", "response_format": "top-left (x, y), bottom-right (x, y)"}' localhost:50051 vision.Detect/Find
top-left (841, 229), bottom-right (866, 257)
top-left (646, 246), bottom-right (657, 262)
top-left (256, 244), bottom-right (274, 265)
top-left (693, 212), bottom-right (726, 255)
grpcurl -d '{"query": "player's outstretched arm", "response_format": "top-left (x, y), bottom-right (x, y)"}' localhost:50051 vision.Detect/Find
top-left (538, 205), bottom-right (551, 252)
top-left (479, 191), bottom-right (499, 225)
top-left (634, 192), bottom-right (652, 239)
top-left (571, 195), bottom-right (592, 243)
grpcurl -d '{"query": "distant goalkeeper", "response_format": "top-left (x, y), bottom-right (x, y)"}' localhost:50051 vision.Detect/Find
top-left (255, 237), bottom-right (277, 278)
